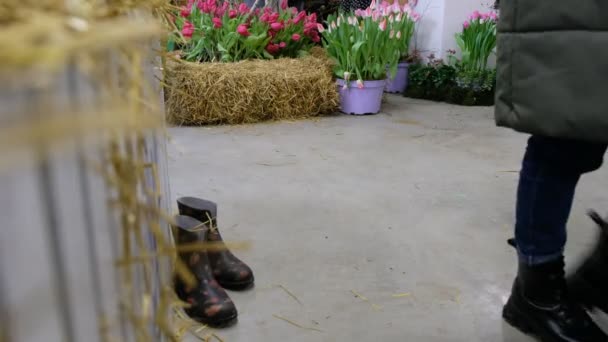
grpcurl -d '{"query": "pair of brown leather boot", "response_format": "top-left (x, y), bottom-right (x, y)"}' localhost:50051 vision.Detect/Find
top-left (173, 197), bottom-right (254, 327)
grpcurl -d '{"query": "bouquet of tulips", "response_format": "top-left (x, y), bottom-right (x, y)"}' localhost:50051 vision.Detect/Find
top-left (455, 10), bottom-right (498, 72)
top-left (355, 1), bottom-right (419, 62)
top-left (172, 0), bottom-right (321, 62)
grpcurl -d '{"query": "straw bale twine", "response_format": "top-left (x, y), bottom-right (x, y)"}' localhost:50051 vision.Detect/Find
top-left (164, 47), bottom-right (339, 125)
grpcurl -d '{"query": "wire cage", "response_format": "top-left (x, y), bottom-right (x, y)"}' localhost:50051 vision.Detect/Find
top-left (0, 8), bottom-right (179, 342)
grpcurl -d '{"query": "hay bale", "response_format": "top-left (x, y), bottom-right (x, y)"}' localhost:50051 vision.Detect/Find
top-left (164, 49), bottom-right (339, 125)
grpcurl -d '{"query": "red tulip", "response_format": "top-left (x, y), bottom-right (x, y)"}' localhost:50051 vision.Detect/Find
top-left (260, 13), bottom-right (270, 22)
top-left (182, 21), bottom-right (195, 38)
top-left (312, 33), bottom-right (320, 42)
top-left (291, 33), bottom-right (301, 41)
top-left (212, 17), bottom-right (222, 28)
top-left (237, 24), bottom-right (250, 36)
top-left (270, 22), bottom-right (284, 31)
top-left (180, 5), bottom-right (191, 17)
top-left (266, 43), bottom-right (280, 54)
top-left (229, 9), bottom-right (237, 18)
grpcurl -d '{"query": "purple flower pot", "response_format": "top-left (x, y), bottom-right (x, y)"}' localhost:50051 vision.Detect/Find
top-left (385, 62), bottom-right (409, 94)
top-left (337, 79), bottom-right (385, 115)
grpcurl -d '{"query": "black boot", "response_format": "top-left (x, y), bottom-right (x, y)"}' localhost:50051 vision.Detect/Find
top-left (569, 210), bottom-right (608, 313)
top-left (503, 257), bottom-right (607, 341)
top-left (173, 215), bottom-right (238, 327)
top-left (177, 197), bottom-right (255, 290)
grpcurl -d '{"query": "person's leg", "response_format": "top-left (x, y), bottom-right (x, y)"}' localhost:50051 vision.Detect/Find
top-left (515, 135), bottom-right (607, 264)
top-left (503, 135), bottom-right (608, 341)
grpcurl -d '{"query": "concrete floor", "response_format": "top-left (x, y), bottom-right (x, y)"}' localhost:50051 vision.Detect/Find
top-left (168, 95), bottom-right (608, 342)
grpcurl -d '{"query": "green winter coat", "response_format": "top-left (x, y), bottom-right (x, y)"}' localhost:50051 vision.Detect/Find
top-left (494, 0), bottom-right (608, 142)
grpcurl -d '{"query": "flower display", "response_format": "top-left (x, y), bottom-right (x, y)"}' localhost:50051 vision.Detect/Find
top-left (320, 0), bottom-right (419, 86)
top-left (456, 10), bottom-right (498, 71)
top-left (172, 0), bottom-right (321, 62)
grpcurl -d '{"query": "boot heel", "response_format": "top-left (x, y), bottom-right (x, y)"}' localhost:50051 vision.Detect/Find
top-left (502, 300), bottom-right (533, 334)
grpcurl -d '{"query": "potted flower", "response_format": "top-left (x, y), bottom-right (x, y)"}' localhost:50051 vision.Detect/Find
top-left (320, 11), bottom-right (400, 115)
top-left (355, 1), bottom-right (419, 94)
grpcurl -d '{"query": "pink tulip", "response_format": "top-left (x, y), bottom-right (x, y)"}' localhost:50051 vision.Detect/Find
top-left (396, 30), bottom-right (401, 38)
top-left (317, 23), bottom-right (325, 32)
top-left (229, 9), bottom-right (237, 18)
top-left (212, 17), bottom-right (222, 28)
top-left (237, 24), bottom-right (250, 36)
top-left (260, 13), bottom-right (270, 22)
top-left (238, 3), bottom-right (249, 14)
top-left (291, 33), bottom-right (301, 41)
top-left (489, 11), bottom-right (498, 21)
top-left (389, 29), bottom-right (395, 38)
top-left (280, 0), bottom-right (288, 10)
top-left (471, 10), bottom-right (481, 20)
top-left (307, 13), bottom-right (317, 23)
top-left (269, 12), bottom-right (280, 22)
top-left (356, 80), bottom-right (364, 89)
top-left (392, 2), bottom-right (401, 14)
top-left (412, 12), bottom-right (420, 22)
top-left (379, 18), bottom-right (387, 31)
top-left (270, 22), bottom-right (284, 31)
top-left (312, 33), bottom-right (320, 42)
top-left (293, 11), bottom-right (306, 24)
top-left (463, 20), bottom-right (470, 29)
top-left (182, 21), bottom-right (194, 38)
top-left (279, 41), bottom-right (287, 48)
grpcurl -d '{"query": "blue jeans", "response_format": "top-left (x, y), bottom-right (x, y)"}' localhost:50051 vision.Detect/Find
top-left (515, 136), bottom-right (607, 265)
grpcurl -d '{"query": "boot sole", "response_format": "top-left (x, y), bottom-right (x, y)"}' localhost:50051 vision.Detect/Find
top-left (503, 298), bottom-right (561, 342)
top-left (190, 312), bottom-right (238, 328)
top-left (220, 279), bottom-right (255, 291)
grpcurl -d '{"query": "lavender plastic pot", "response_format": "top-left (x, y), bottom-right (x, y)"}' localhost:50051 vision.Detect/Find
top-left (337, 79), bottom-right (385, 115)
top-left (385, 62), bottom-right (409, 94)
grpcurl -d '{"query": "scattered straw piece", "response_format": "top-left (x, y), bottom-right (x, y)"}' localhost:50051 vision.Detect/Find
top-left (392, 293), bottom-right (411, 298)
top-left (272, 314), bottom-right (323, 333)
top-left (351, 290), bottom-right (383, 311)
top-left (276, 284), bottom-right (303, 306)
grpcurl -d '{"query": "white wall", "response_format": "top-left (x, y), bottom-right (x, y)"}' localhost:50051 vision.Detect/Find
top-left (412, 0), bottom-right (445, 59)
